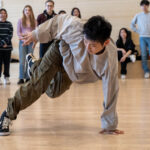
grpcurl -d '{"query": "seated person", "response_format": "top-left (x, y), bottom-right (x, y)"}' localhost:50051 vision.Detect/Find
top-left (116, 28), bottom-right (136, 79)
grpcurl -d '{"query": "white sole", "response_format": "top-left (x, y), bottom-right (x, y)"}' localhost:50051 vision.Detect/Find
top-left (0, 131), bottom-right (10, 136)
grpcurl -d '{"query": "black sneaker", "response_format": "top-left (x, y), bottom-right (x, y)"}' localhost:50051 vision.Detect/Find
top-left (0, 111), bottom-right (11, 136)
top-left (17, 79), bottom-right (24, 85)
top-left (26, 53), bottom-right (36, 78)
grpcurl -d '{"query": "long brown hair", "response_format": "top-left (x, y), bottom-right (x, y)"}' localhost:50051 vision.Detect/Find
top-left (22, 5), bottom-right (36, 29)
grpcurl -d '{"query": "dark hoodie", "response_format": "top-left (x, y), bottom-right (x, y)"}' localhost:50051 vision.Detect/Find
top-left (37, 10), bottom-right (56, 26)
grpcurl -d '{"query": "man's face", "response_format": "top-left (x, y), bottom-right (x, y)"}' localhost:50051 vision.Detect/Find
top-left (0, 10), bottom-right (7, 21)
top-left (45, 2), bottom-right (54, 13)
top-left (141, 4), bottom-right (149, 12)
top-left (84, 36), bottom-right (109, 54)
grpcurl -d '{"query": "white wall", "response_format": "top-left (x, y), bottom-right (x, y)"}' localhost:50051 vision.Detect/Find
top-left (2, 0), bottom-right (142, 57)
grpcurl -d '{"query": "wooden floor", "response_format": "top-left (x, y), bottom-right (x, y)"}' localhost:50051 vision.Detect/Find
top-left (0, 63), bottom-right (150, 150)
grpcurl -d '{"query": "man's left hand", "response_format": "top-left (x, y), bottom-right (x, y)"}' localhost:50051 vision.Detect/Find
top-left (99, 129), bottom-right (124, 135)
top-left (20, 32), bottom-right (37, 46)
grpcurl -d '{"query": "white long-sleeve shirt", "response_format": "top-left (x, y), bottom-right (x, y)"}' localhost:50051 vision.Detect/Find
top-left (32, 14), bottom-right (119, 130)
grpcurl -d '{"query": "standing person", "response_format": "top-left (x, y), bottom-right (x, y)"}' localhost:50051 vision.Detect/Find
top-left (37, 0), bottom-right (56, 58)
top-left (17, 5), bottom-right (36, 84)
top-left (0, 15), bottom-right (124, 136)
top-left (71, 7), bottom-right (81, 18)
top-left (0, 8), bottom-right (13, 85)
top-left (116, 28), bottom-right (136, 79)
top-left (131, 0), bottom-right (150, 79)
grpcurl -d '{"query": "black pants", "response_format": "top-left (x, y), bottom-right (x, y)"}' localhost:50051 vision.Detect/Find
top-left (118, 51), bottom-right (131, 75)
top-left (0, 50), bottom-right (11, 77)
top-left (39, 41), bottom-right (53, 58)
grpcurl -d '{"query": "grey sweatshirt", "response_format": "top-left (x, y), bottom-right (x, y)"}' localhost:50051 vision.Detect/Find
top-left (131, 12), bottom-right (150, 37)
top-left (32, 14), bottom-right (119, 130)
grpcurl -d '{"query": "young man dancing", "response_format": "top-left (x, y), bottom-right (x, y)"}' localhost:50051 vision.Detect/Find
top-left (0, 14), bottom-right (124, 136)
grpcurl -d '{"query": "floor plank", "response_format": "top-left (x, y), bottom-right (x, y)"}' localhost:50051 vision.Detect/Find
top-left (0, 63), bottom-right (150, 150)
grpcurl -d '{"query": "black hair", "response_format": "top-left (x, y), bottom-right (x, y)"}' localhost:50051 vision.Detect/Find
top-left (0, 8), bottom-right (8, 18)
top-left (58, 10), bottom-right (66, 14)
top-left (117, 28), bottom-right (131, 44)
top-left (140, 0), bottom-right (149, 6)
top-left (71, 7), bottom-right (81, 18)
top-left (83, 16), bottom-right (112, 44)
top-left (45, 0), bottom-right (55, 5)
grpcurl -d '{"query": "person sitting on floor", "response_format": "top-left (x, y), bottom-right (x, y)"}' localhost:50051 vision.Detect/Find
top-left (116, 28), bottom-right (136, 79)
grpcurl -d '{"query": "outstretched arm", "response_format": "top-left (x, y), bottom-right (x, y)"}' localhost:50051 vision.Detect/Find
top-left (100, 57), bottom-right (124, 135)
top-left (21, 14), bottom-right (82, 46)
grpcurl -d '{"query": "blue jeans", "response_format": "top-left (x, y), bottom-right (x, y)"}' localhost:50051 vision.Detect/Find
top-left (19, 40), bottom-right (33, 79)
top-left (140, 37), bottom-right (150, 73)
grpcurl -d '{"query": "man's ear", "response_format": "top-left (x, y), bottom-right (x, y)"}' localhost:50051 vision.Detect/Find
top-left (104, 39), bottom-right (110, 46)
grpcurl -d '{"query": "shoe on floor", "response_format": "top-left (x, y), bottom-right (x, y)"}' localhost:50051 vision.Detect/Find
top-left (4, 77), bottom-right (10, 85)
top-left (0, 110), bottom-right (11, 136)
top-left (121, 75), bottom-right (126, 79)
top-left (17, 79), bottom-right (24, 85)
top-left (26, 53), bottom-right (36, 78)
top-left (144, 72), bottom-right (150, 79)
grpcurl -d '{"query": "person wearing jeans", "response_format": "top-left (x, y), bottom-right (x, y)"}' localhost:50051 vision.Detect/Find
top-left (139, 37), bottom-right (150, 74)
top-left (19, 40), bottom-right (33, 80)
top-left (131, 0), bottom-right (150, 78)
top-left (17, 5), bottom-right (36, 84)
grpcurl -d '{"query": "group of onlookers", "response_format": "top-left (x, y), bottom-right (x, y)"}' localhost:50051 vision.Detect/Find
top-left (0, 0), bottom-right (150, 85)
top-left (117, 0), bottom-right (150, 79)
top-left (0, 0), bottom-right (82, 85)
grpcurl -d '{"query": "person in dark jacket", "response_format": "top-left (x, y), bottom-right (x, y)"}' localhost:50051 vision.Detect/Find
top-left (0, 8), bottom-right (13, 85)
top-left (37, 0), bottom-right (56, 58)
top-left (116, 28), bottom-right (136, 79)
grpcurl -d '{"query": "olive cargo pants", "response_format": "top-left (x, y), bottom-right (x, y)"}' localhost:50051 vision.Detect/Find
top-left (7, 40), bottom-right (72, 120)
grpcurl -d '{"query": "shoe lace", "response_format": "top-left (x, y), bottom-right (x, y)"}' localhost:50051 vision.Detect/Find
top-left (1, 117), bottom-right (11, 129)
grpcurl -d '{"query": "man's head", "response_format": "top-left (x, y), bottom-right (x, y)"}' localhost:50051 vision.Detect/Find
top-left (83, 16), bottom-right (112, 54)
top-left (45, 0), bottom-right (55, 14)
top-left (140, 0), bottom-right (149, 12)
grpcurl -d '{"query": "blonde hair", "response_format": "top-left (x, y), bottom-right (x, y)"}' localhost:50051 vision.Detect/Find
top-left (22, 5), bottom-right (36, 29)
